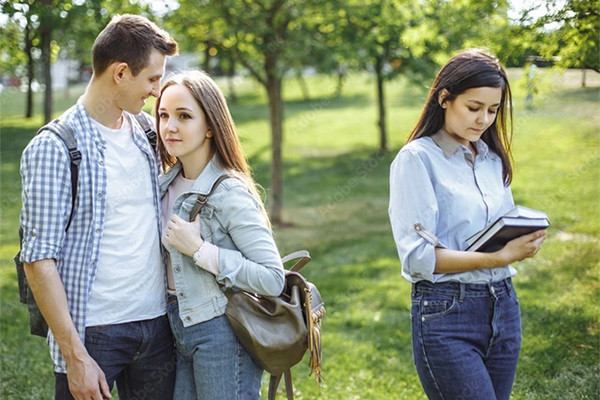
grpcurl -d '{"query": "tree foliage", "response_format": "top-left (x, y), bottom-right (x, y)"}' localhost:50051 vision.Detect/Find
top-left (2, 0), bottom-right (593, 218)
top-left (166, 0), bottom-right (329, 225)
top-left (1, 0), bottom-right (156, 121)
top-left (535, 0), bottom-right (599, 72)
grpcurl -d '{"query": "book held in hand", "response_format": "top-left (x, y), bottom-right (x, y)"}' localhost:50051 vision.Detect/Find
top-left (466, 206), bottom-right (550, 253)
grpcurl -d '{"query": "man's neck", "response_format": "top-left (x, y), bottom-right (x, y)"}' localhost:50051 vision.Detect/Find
top-left (81, 80), bottom-right (124, 129)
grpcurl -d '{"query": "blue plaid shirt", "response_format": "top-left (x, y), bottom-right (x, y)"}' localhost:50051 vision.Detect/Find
top-left (19, 101), bottom-right (163, 373)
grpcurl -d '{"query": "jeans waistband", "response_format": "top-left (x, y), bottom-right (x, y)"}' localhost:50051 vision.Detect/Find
top-left (412, 278), bottom-right (514, 300)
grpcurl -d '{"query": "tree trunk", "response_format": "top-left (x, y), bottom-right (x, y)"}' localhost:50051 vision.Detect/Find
top-left (25, 23), bottom-right (34, 119)
top-left (296, 70), bottom-right (310, 101)
top-left (204, 41), bottom-right (212, 75)
top-left (336, 68), bottom-right (345, 97)
top-left (581, 68), bottom-right (587, 88)
top-left (265, 73), bottom-right (284, 225)
top-left (375, 55), bottom-right (387, 152)
top-left (227, 60), bottom-right (237, 103)
top-left (40, 9), bottom-right (52, 123)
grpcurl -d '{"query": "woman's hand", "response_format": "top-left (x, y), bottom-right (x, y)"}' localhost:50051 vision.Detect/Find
top-left (434, 229), bottom-right (547, 274)
top-left (495, 229), bottom-right (547, 265)
top-left (165, 214), bottom-right (204, 257)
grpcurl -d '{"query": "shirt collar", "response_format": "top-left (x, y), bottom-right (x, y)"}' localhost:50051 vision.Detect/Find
top-left (431, 128), bottom-right (490, 159)
top-left (431, 129), bottom-right (463, 158)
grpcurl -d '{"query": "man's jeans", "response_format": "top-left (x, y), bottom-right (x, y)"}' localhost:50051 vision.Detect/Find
top-left (167, 296), bottom-right (263, 400)
top-left (55, 315), bottom-right (175, 400)
top-left (411, 278), bottom-right (522, 400)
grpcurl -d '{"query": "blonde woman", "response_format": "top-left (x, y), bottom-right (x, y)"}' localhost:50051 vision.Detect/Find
top-left (156, 70), bottom-right (284, 400)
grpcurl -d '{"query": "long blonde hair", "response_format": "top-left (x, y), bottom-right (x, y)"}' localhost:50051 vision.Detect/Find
top-left (156, 70), bottom-right (271, 227)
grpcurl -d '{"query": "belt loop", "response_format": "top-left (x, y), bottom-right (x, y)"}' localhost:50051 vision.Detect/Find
top-left (412, 282), bottom-right (419, 297)
top-left (459, 282), bottom-right (465, 302)
top-left (504, 278), bottom-right (513, 296)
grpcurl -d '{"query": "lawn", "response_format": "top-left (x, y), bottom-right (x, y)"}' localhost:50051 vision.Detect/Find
top-left (1, 68), bottom-right (599, 399)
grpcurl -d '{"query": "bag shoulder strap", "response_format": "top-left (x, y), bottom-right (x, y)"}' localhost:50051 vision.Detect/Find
top-left (188, 174), bottom-right (233, 222)
top-left (268, 370), bottom-right (294, 400)
top-left (38, 119), bottom-right (81, 231)
top-left (133, 113), bottom-right (157, 152)
top-left (282, 250), bottom-right (311, 272)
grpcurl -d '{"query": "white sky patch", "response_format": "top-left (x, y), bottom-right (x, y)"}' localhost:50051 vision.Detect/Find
top-left (138, 0), bottom-right (181, 16)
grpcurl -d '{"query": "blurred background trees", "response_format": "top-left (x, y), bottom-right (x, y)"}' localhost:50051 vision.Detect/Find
top-left (1, 0), bottom-right (598, 222)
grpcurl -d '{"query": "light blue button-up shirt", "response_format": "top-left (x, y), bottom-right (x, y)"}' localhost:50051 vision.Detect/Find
top-left (388, 129), bottom-right (517, 283)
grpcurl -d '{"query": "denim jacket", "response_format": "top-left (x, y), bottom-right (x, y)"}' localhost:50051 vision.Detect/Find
top-left (159, 156), bottom-right (285, 327)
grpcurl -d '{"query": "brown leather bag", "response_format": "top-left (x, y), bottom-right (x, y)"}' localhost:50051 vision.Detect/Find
top-left (225, 250), bottom-right (325, 400)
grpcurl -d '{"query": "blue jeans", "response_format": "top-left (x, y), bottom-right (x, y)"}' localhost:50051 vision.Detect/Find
top-left (54, 315), bottom-right (175, 400)
top-left (411, 278), bottom-right (521, 400)
top-left (167, 296), bottom-right (263, 400)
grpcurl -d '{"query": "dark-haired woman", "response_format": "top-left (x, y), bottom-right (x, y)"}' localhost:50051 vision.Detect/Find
top-left (388, 49), bottom-right (546, 400)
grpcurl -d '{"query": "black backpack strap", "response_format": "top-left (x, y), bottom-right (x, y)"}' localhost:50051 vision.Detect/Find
top-left (188, 174), bottom-right (233, 222)
top-left (133, 113), bottom-right (157, 152)
top-left (39, 119), bottom-right (81, 231)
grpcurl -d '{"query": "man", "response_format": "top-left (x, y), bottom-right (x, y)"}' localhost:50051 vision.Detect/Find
top-left (19, 15), bottom-right (178, 400)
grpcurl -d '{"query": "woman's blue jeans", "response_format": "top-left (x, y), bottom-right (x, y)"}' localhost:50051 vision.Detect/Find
top-left (167, 296), bottom-right (263, 400)
top-left (411, 278), bottom-right (522, 400)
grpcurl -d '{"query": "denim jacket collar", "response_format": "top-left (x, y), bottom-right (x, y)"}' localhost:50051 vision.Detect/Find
top-left (160, 155), bottom-right (227, 196)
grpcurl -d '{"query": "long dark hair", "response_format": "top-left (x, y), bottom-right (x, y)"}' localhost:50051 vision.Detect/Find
top-left (408, 49), bottom-right (514, 185)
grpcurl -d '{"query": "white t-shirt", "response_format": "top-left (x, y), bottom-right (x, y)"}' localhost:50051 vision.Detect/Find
top-left (86, 115), bottom-right (165, 327)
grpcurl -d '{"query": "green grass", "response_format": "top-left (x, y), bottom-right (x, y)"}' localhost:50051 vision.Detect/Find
top-left (1, 68), bottom-right (599, 399)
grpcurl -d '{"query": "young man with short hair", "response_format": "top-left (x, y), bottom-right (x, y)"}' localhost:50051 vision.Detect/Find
top-left (19, 14), bottom-right (178, 400)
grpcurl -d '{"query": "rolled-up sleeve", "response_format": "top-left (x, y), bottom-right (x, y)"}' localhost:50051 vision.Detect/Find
top-left (389, 148), bottom-right (441, 282)
top-left (214, 184), bottom-right (285, 296)
top-left (20, 134), bottom-right (72, 263)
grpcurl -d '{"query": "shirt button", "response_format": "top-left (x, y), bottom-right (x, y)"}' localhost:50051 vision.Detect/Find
top-left (174, 266), bottom-right (181, 273)
top-left (178, 292), bottom-right (185, 298)
top-left (98, 193), bottom-right (103, 198)
top-left (30, 229), bottom-right (37, 237)
top-left (99, 161), bottom-right (104, 166)
top-left (184, 316), bottom-right (191, 322)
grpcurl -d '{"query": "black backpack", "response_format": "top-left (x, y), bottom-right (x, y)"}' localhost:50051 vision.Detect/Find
top-left (14, 114), bottom-right (157, 337)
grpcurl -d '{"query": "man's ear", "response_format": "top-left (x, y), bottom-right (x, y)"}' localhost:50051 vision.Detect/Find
top-left (438, 88), bottom-right (450, 108)
top-left (113, 62), bottom-right (129, 83)
top-left (206, 129), bottom-right (213, 138)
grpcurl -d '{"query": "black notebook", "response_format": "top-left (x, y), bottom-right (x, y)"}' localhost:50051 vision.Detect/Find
top-left (466, 206), bottom-right (550, 253)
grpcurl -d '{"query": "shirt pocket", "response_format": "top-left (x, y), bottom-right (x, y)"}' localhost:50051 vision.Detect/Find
top-left (199, 203), bottom-right (218, 243)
